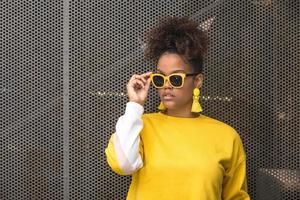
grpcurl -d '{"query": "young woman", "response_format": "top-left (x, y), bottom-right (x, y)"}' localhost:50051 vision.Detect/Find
top-left (105, 16), bottom-right (250, 200)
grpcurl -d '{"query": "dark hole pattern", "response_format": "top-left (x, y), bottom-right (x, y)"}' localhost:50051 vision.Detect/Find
top-left (1, 0), bottom-right (299, 199)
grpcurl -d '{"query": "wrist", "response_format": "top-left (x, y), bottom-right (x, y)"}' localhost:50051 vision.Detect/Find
top-left (128, 99), bottom-right (144, 106)
top-left (126, 101), bottom-right (144, 117)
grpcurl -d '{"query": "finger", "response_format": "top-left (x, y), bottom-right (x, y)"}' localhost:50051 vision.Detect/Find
top-left (132, 79), bottom-right (145, 88)
top-left (144, 77), bottom-right (151, 90)
top-left (141, 71), bottom-right (153, 77)
top-left (134, 75), bottom-right (147, 84)
top-left (140, 72), bottom-right (153, 83)
top-left (130, 74), bottom-right (138, 81)
top-left (129, 72), bottom-right (151, 85)
top-left (128, 77), bottom-right (139, 87)
top-left (142, 71), bottom-right (152, 75)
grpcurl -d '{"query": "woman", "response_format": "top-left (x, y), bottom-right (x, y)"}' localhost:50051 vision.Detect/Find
top-left (105, 16), bottom-right (250, 200)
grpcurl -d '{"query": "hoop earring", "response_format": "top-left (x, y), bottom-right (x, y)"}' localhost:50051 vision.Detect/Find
top-left (191, 88), bottom-right (203, 113)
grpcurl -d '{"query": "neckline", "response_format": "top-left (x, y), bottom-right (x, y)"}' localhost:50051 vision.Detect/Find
top-left (157, 111), bottom-right (203, 120)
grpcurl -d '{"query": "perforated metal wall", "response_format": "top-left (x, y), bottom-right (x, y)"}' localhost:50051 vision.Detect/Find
top-left (1, 0), bottom-right (299, 200)
top-left (1, 0), bottom-right (65, 199)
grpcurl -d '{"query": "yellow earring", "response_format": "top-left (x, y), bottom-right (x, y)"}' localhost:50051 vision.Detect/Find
top-left (157, 101), bottom-right (166, 110)
top-left (191, 88), bottom-right (203, 113)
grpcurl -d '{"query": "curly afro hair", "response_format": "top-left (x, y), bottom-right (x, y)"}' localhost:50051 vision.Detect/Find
top-left (144, 16), bottom-right (209, 73)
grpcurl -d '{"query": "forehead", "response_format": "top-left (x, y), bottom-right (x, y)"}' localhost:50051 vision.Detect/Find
top-left (156, 53), bottom-right (191, 74)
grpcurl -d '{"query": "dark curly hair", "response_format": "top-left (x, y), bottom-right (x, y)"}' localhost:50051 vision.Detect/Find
top-left (144, 16), bottom-right (209, 74)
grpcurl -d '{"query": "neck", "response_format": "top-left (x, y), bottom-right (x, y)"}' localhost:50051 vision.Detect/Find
top-left (165, 110), bottom-right (199, 118)
top-left (163, 101), bottom-right (200, 118)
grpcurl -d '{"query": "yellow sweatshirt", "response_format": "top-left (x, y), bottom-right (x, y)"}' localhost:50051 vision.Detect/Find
top-left (105, 102), bottom-right (250, 200)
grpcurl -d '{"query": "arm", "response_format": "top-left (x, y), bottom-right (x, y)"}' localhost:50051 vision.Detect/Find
top-left (222, 157), bottom-right (250, 200)
top-left (222, 133), bottom-right (251, 200)
top-left (105, 101), bottom-right (144, 175)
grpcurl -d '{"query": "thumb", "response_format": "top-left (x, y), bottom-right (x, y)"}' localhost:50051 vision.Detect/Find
top-left (144, 77), bottom-right (151, 90)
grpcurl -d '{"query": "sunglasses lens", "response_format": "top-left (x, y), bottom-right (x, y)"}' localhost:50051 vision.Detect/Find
top-left (153, 75), bottom-right (164, 87)
top-left (169, 75), bottom-right (183, 87)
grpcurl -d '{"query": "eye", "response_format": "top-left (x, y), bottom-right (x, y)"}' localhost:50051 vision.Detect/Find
top-left (169, 75), bottom-right (183, 86)
top-left (153, 75), bottom-right (164, 87)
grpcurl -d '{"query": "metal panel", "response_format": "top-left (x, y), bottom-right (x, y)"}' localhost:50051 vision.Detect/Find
top-left (1, 0), bottom-right (64, 199)
top-left (1, 0), bottom-right (299, 199)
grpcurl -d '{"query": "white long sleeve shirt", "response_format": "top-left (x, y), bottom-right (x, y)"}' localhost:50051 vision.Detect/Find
top-left (109, 101), bottom-right (144, 174)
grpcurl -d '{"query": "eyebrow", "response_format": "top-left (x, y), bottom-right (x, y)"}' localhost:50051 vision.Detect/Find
top-left (156, 69), bottom-right (186, 75)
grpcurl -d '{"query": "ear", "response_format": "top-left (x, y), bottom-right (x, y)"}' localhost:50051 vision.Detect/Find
top-left (194, 73), bottom-right (204, 88)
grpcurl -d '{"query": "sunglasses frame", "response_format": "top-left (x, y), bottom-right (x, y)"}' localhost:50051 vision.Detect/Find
top-left (150, 72), bottom-right (199, 88)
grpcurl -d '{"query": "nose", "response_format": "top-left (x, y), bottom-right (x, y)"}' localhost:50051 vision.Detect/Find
top-left (163, 78), bottom-right (172, 88)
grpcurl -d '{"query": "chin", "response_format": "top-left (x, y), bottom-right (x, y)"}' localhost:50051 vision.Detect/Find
top-left (162, 101), bottom-right (177, 109)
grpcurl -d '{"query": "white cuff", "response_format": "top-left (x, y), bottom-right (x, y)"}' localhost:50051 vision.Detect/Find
top-left (125, 101), bottom-right (144, 117)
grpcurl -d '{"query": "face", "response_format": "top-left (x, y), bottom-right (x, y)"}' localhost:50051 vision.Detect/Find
top-left (155, 52), bottom-right (204, 111)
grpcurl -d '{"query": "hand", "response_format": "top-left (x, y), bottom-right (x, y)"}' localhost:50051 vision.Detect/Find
top-left (126, 71), bottom-right (152, 106)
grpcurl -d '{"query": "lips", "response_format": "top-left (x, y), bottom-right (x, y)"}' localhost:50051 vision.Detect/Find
top-left (162, 93), bottom-right (175, 100)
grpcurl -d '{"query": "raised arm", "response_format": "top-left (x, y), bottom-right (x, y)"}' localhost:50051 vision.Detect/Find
top-left (105, 101), bottom-right (144, 175)
top-left (105, 71), bottom-right (151, 175)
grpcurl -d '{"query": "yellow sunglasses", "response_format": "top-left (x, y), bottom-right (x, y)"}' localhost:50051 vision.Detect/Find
top-left (150, 72), bottom-right (199, 88)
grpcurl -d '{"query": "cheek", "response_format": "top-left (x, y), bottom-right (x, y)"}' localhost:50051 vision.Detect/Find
top-left (157, 89), bottom-right (164, 97)
top-left (176, 84), bottom-right (194, 99)
top-left (186, 84), bottom-right (195, 98)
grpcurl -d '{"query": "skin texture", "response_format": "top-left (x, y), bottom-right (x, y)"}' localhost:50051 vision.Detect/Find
top-left (127, 52), bottom-right (204, 118)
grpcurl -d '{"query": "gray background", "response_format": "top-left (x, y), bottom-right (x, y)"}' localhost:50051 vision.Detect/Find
top-left (1, 0), bottom-right (299, 199)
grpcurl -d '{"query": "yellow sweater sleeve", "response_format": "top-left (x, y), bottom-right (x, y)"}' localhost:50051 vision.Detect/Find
top-left (105, 133), bottom-right (144, 176)
top-left (222, 158), bottom-right (250, 200)
top-left (222, 132), bottom-right (250, 200)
